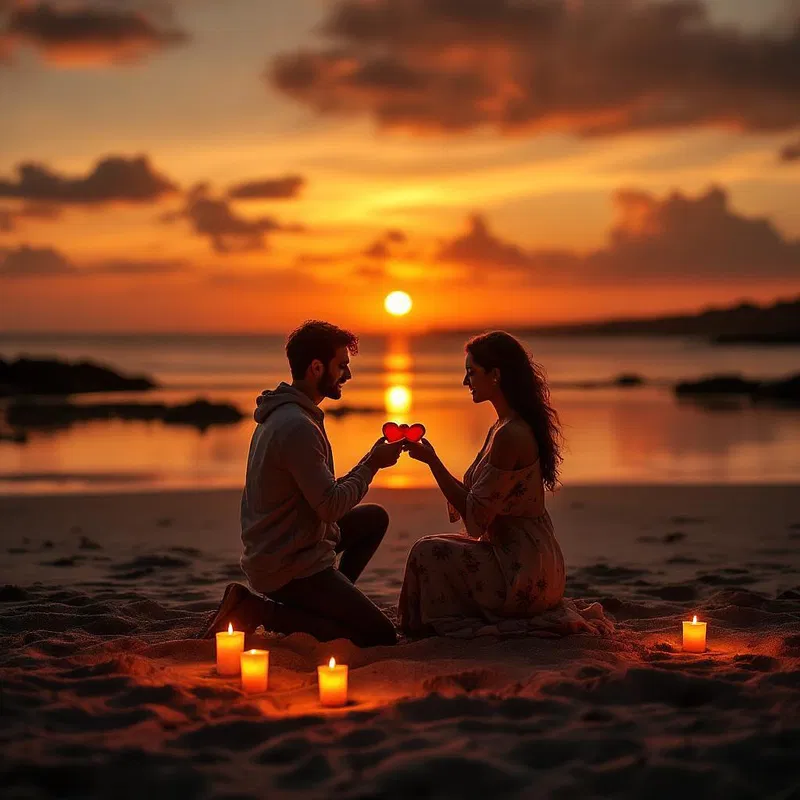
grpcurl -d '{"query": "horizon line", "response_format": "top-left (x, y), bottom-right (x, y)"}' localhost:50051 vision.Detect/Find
top-left (0, 292), bottom-right (797, 339)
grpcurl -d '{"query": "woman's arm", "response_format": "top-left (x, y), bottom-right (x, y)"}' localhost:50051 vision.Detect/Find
top-left (429, 455), bottom-right (468, 519)
top-left (404, 438), bottom-right (468, 518)
top-left (433, 424), bottom-right (524, 517)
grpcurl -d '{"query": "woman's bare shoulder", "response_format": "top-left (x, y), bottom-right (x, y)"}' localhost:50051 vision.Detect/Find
top-left (489, 420), bottom-right (538, 468)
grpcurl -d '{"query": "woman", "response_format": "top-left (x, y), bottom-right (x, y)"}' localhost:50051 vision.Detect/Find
top-left (398, 331), bottom-right (567, 638)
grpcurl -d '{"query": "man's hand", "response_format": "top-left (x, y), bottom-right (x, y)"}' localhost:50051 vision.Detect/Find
top-left (366, 437), bottom-right (404, 470)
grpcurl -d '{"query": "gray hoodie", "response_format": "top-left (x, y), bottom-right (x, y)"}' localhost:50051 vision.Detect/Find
top-left (240, 382), bottom-right (376, 594)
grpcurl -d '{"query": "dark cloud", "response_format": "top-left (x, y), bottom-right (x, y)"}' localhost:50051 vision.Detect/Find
top-left (292, 228), bottom-right (411, 282)
top-left (2, 2), bottom-right (187, 67)
top-left (588, 186), bottom-right (800, 279)
top-left (0, 244), bottom-right (76, 276)
top-left (363, 239), bottom-right (389, 259)
top-left (362, 228), bottom-right (409, 259)
top-left (165, 185), bottom-right (304, 253)
top-left (780, 137), bottom-right (800, 162)
top-left (437, 214), bottom-right (540, 270)
top-left (0, 245), bottom-right (190, 278)
top-left (0, 156), bottom-right (178, 205)
top-left (0, 204), bottom-right (62, 232)
top-left (227, 175), bottom-right (305, 200)
top-left (270, 0), bottom-right (800, 139)
top-left (437, 187), bottom-right (800, 281)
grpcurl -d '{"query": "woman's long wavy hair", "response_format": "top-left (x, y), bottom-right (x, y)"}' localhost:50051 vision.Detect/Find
top-left (466, 331), bottom-right (563, 491)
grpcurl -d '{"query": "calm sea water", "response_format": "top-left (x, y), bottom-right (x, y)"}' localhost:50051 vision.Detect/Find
top-left (1, 332), bottom-right (798, 493)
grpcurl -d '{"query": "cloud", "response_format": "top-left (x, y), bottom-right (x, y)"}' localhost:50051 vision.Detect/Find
top-left (165, 185), bottom-right (304, 253)
top-left (227, 175), bottom-right (306, 200)
top-left (362, 228), bottom-right (409, 259)
top-left (385, 229), bottom-right (407, 243)
top-left (780, 137), bottom-right (800, 162)
top-left (363, 239), bottom-right (389, 259)
top-left (0, 203), bottom-right (62, 232)
top-left (270, 0), bottom-right (800, 141)
top-left (588, 186), bottom-right (800, 279)
top-left (0, 243), bottom-right (76, 276)
top-left (437, 214), bottom-right (540, 270)
top-left (0, 245), bottom-right (190, 278)
top-left (0, 156), bottom-right (178, 205)
top-left (437, 186), bottom-right (800, 282)
top-left (2, 2), bottom-right (187, 67)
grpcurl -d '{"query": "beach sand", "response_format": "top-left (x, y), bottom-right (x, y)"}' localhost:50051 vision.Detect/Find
top-left (2, 485), bottom-right (799, 798)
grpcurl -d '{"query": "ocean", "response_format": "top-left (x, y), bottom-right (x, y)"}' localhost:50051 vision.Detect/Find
top-left (1, 332), bottom-right (798, 493)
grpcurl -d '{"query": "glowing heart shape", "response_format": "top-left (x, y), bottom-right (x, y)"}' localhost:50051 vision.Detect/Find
top-left (382, 422), bottom-right (426, 443)
top-left (382, 422), bottom-right (404, 442)
top-left (405, 423), bottom-right (426, 442)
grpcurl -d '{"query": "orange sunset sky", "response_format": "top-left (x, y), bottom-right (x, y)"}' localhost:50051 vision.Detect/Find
top-left (1, 0), bottom-right (799, 333)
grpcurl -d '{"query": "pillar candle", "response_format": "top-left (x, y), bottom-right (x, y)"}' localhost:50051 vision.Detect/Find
top-left (318, 657), bottom-right (348, 707)
top-left (216, 623), bottom-right (245, 676)
top-left (682, 615), bottom-right (707, 653)
top-left (240, 649), bottom-right (269, 693)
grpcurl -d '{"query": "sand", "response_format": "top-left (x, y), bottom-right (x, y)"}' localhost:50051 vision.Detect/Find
top-left (1, 485), bottom-right (799, 799)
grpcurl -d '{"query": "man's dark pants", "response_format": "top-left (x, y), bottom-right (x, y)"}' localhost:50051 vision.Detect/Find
top-left (265, 503), bottom-right (397, 647)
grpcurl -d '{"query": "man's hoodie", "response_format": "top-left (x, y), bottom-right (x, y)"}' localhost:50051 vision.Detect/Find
top-left (240, 382), bottom-right (376, 594)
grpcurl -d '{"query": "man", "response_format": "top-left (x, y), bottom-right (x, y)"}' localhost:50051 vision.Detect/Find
top-left (202, 320), bottom-right (402, 647)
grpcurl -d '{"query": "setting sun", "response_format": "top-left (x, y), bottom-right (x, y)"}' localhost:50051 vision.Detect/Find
top-left (384, 291), bottom-right (413, 317)
top-left (385, 385), bottom-right (412, 415)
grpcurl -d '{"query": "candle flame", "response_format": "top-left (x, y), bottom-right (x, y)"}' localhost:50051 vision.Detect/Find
top-left (329, 657), bottom-right (336, 669)
top-left (227, 623), bottom-right (233, 634)
top-left (251, 649), bottom-right (257, 654)
top-left (692, 615), bottom-right (698, 625)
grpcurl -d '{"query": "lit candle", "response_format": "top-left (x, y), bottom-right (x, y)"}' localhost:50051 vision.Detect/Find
top-left (317, 657), bottom-right (348, 707)
top-left (216, 623), bottom-right (245, 676)
top-left (682, 615), bottom-right (707, 653)
top-left (240, 648), bottom-right (269, 693)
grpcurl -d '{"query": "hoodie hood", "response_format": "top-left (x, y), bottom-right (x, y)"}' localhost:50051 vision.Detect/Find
top-left (254, 382), bottom-right (324, 424)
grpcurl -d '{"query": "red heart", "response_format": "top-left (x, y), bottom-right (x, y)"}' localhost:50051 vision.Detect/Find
top-left (382, 422), bottom-right (404, 442)
top-left (382, 422), bottom-right (426, 442)
top-left (405, 423), bottom-right (426, 442)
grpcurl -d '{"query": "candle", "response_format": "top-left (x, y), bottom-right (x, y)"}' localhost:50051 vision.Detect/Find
top-left (318, 657), bottom-right (348, 707)
top-left (216, 623), bottom-right (245, 676)
top-left (682, 615), bottom-right (707, 653)
top-left (240, 648), bottom-right (269, 693)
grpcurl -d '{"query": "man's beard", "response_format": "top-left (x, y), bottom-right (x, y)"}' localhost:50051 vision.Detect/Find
top-left (318, 372), bottom-right (343, 400)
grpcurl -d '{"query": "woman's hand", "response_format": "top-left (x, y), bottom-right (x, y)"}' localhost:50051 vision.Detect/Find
top-left (403, 437), bottom-right (438, 466)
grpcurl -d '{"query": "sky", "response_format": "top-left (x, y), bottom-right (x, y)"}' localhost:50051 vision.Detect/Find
top-left (0, 0), bottom-right (799, 333)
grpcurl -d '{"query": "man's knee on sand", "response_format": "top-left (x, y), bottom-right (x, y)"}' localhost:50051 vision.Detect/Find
top-left (352, 503), bottom-right (390, 537)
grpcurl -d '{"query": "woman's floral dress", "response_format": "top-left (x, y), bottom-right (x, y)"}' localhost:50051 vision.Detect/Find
top-left (398, 424), bottom-right (569, 638)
